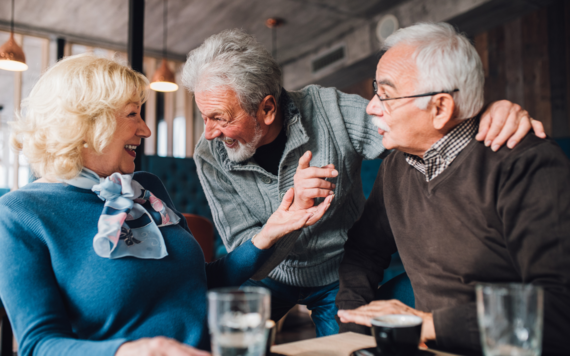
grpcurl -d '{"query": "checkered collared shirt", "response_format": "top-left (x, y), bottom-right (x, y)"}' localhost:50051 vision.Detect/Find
top-left (405, 117), bottom-right (478, 181)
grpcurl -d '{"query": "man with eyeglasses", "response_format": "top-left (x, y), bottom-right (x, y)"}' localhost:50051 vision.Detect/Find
top-left (336, 23), bottom-right (569, 354)
top-left (182, 29), bottom-right (544, 338)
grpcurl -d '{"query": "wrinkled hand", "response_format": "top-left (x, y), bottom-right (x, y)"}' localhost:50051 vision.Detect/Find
top-left (291, 151), bottom-right (337, 211)
top-left (115, 337), bottom-right (210, 356)
top-left (337, 300), bottom-right (436, 343)
top-left (253, 188), bottom-right (333, 249)
top-left (477, 100), bottom-right (546, 151)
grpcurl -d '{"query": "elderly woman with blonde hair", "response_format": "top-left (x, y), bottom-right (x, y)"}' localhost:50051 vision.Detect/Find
top-left (0, 54), bottom-right (332, 356)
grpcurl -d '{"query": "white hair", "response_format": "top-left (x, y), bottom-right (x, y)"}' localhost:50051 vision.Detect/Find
top-left (383, 22), bottom-right (484, 120)
top-left (182, 29), bottom-right (282, 116)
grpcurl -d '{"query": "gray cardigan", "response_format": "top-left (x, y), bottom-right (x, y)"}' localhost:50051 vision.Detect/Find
top-left (194, 85), bottom-right (385, 287)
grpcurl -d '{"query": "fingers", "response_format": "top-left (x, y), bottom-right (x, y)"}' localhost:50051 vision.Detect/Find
top-left (531, 119), bottom-right (546, 138)
top-left (297, 151), bottom-right (312, 171)
top-left (337, 310), bottom-right (373, 327)
top-left (305, 194), bottom-right (333, 226)
top-left (475, 109), bottom-right (491, 141)
top-left (296, 166), bottom-right (338, 180)
top-left (478, 100), bottom-right (512, 148)
top-left (279, 188), bottom-right (295, 211)
top-left (506, 117), bottom-right (532, 149)
top-left (489, 106), bottom-right (522, 151)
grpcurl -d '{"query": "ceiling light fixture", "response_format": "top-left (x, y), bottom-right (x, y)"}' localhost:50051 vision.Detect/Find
top-left (265, 17), bottom-right (285, 59)
top-left (150, 0), bottom-right (178, 92)
top-left (0, 0), bottom-right (28, 72)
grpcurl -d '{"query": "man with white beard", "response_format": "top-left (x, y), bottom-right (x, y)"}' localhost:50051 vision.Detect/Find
top-left (182, 28), bottom-right (544, 337)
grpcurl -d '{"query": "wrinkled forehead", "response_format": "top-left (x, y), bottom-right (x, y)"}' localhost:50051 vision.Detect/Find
top-left (375, 44), bottom-right (418, 91)
top-left (195, 87), bottom-right (242, 115)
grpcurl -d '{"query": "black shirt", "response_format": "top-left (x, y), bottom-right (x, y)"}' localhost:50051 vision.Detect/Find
top-left (253, 127), bottom-right (287, 176)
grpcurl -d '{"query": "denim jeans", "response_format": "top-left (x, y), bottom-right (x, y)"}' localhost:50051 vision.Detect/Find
top-left (241, 278), bottom-right (340, 337)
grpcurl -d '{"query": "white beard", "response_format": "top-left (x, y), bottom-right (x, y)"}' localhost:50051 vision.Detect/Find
top-left (371, 116), bottom-right (391, 133)
top-left (220, 126), bottom-right (263, 163)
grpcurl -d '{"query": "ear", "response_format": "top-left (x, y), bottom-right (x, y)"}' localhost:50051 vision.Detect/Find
top-left (431, 94), bottom-right (456, 130)
top-left (256, 95), bottom-right (278, 126)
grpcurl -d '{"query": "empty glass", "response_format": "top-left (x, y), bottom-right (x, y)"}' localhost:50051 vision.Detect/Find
top-left (476, 283), bottom-right (544, 356)
top-left (208, 287), bottom-right (270, 356)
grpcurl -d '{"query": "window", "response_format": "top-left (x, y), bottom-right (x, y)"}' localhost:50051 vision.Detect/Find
top-left (172, 116), bottom-right (186, 158)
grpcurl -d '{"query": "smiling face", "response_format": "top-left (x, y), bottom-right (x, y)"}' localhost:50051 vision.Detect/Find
top-left (195, 88), bottom-right (266, 162)
top-left (82, 101), bottom-right (151, 177)
top-left (367, 44), bottom-right (436, 156)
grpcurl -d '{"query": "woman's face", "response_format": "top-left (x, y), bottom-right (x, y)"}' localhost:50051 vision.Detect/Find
top-left (82, 101), bottom-right (151, 177)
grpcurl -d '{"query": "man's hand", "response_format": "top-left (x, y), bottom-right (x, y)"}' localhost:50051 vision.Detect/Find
top-left (337, 300), bottom-right (436, 343)
top-left (291, 151), bottom-right (337, 211)
top-left (116, 337), bottom-right (210, 356)
top-left (477, 100), bottom-right (546, 151)
top-left (253, 188), bottom-right (333, 249)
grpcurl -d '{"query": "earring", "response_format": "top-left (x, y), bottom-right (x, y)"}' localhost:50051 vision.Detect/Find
top-left (83, 142), bottom-right (88, 148)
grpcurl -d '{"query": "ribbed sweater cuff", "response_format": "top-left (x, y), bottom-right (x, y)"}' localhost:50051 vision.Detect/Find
top-left (268, 253), bottom-right (343, 287)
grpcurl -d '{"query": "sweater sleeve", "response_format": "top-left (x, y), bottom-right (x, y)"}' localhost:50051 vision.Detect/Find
top-left (195, 150), bottom-right (302, 281)
top-left (333, 88), bottom-right (387, 160)
top-left (433, 139), bottom-right (570, 354)
top-left (336, 162), bottom-right (397, 332)
top-left (0, 196), bottom-right (127, 356)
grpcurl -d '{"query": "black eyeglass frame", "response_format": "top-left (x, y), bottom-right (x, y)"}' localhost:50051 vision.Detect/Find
top-left (372, 80), bottom-right (459, 102)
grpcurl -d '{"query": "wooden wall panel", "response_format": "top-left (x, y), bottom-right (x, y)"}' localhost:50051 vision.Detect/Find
top-left (521, 8), bottom-right (551, 135)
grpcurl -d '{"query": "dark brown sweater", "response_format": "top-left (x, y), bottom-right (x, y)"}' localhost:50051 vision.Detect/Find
top-left (337, 134), bottom-right (570, 355)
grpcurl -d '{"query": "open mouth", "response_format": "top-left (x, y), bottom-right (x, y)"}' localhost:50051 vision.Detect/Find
top-left (222, 137), bottom-right (237, 148)
top-left (124, 144), bottom-right (138, 157)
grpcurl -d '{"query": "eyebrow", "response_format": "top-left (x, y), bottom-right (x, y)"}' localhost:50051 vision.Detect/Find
top-left (377, 79), bottom-right (396, 89)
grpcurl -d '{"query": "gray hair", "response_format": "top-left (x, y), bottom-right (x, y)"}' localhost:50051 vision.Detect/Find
top-left (383, 23), bottom-right (484, 120)
top-left (182, 29), bottom-right (282, 116)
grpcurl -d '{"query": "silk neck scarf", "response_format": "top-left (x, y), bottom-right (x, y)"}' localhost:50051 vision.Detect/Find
top-left (65, 168), bottom-right (180, 259)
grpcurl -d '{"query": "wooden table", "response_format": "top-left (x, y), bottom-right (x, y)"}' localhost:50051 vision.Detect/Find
top-left (271, 332), bottom-right (460, 356)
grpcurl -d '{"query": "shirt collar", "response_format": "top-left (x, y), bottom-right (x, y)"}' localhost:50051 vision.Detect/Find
top-left (405, 116), bottom-right (479, 181)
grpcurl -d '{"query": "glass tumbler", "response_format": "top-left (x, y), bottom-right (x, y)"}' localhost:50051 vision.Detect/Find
top-left (208, 287), bottom-right (270, 356)
top-left (476, 283), bottom-right (543, 356)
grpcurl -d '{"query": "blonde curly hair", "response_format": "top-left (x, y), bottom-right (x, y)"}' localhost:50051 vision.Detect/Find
top-left (11, 54), bottom-right (148, 180)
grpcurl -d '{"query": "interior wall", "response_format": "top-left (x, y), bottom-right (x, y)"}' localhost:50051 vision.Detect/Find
top-left (473, 1), bottom-right (570, 137)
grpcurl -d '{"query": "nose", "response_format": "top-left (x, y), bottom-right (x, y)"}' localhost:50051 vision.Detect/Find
top-left (366, 96), bottom-right (385, 117)
top-left (137, 116), bottom-right (152, 139)
top-left (204, 119), bottom-right (222, 141)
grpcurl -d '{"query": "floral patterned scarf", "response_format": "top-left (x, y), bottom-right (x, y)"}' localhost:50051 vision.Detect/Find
top-left (65, 168), bottom-right (180, 259)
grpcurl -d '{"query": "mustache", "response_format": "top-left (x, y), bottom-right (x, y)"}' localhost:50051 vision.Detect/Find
top-left (371, 116), bottom-right (390, 132)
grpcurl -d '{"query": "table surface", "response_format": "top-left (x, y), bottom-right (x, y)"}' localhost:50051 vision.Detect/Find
top-left (271, 332), bottom-right (460, 356)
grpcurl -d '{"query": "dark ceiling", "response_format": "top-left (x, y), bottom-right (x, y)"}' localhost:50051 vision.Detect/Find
top-left (0, 0), bottom-right (406, 63)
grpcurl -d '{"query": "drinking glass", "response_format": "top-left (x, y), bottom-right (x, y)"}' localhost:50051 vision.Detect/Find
top-left (208, 287), bottom-right (270, 356)
top-left (476, 283), bottom-right (544, 356)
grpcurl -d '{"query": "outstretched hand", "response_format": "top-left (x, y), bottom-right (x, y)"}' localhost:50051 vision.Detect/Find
top-left (253, 188), bottom-right (333, 250)
top-left (477, 100), bottom-right (546, 151)
top-left (291, 151), bottom-right (337, 211)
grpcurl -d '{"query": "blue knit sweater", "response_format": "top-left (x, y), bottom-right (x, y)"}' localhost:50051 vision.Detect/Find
top-left (0, 172), bottom-right (272, 356)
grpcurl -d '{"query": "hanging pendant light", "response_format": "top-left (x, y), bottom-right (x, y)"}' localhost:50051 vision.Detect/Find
top-left (150, 0), bottom-right (178, 92)
top-left (0, 0), bottom-right (28, 71)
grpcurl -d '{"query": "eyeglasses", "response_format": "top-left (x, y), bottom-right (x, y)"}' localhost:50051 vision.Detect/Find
top-left (372, 79), bottom-right (459, 114)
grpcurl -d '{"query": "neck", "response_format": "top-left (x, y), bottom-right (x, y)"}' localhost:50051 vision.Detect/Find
top-left (258, 107), bottom-right (284, 147)
top-left (402, 118), bottom-right (463, 158)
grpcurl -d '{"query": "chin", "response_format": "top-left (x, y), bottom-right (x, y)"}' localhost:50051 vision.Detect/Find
top-left (381, 137), bottom-right (396, 151)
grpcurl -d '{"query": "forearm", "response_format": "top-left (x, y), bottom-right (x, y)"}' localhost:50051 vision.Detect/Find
top-left (30, 336), bottom-right (127, 356)
top-left (206, 239), bottom-right (274, 289)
